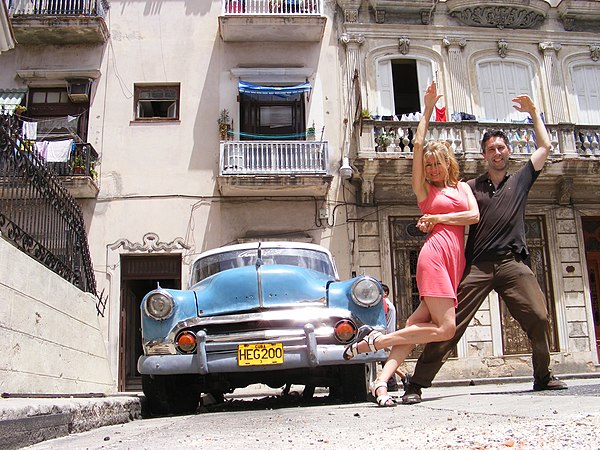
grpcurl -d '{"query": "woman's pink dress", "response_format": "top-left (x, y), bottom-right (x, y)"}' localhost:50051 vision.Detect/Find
top-left (416, 182), bottom-right (470, 306)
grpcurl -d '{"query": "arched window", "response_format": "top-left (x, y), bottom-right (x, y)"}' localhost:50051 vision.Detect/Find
top-left (477, 60), bottom-right (534, 122)
top-left (571, 64), bottom-right (600, 125)
top-left (376, 58), bottom-right (435, 118)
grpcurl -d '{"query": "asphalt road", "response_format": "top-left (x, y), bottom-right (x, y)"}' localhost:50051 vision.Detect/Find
top-left (26, 378), bottom-right (600, 449)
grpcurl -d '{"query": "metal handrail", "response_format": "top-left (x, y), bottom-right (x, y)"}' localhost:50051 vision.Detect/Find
top-left (7, 0), bottom-right (109, 16)
top-left (0, 112), bottom-right (98, 300)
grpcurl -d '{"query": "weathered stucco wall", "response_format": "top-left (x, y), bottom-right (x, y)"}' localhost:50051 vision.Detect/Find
top-left (0, 237), bottom-right (115, 394)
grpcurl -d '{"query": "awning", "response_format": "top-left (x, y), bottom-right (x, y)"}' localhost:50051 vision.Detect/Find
top-left (0, 89), bottom-right (27, 114)
top-left (238, 80), bottom-right (311, 96)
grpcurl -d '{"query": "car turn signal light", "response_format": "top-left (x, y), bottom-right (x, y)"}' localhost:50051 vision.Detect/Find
top-left (176, 331), bottom-right (197, 353)
top-left (334, 320), bottom-right (356, 344)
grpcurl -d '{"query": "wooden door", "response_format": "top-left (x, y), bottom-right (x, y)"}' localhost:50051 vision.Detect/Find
top-left (586, 253), bottom-right (600, 361)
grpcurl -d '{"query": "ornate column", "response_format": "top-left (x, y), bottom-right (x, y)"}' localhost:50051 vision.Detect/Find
top-left (340, 33), bottom-right (365, 159)
top-left (539, 42), bottom-right (568, 123)
top-left (443, 37), bottom-right (471, 115)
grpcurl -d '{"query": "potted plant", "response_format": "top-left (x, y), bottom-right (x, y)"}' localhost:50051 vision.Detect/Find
top-left (375, 131), bottom-right (394, 151)
top-left (70, 154), bottom-right (86, 174)
top-left (361, 109), bottom-right (371, 119)
top-left (306, 122), bottom-right (316, 140)
top-left (217, 109), bottom-right (231, 140)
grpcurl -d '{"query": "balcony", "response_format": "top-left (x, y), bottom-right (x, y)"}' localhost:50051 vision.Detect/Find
top-left (47, 141), bottom-right (99, 198)
top-left (219, 0), bottom-right (326, 42)
top-left (7, 0), bottom-right (109, 44)
top-left (354, 119), bottom-right (600, 205)
top-left (218, 139), bottom-right (332, 197)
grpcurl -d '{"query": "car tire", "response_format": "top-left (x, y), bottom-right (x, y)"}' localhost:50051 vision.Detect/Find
top-left (142, 374), bottom-right (200, 416)
top-left (337, 363), bottom-right (371, 402)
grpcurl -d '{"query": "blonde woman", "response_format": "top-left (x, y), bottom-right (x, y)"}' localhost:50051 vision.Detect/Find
top-left (343, 81), bottom-right (479, 407)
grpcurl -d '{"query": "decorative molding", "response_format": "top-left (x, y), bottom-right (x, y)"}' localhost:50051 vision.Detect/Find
top-left (108, 232), bottom-right (190, 253)
top-left (446, 0), bottom-right (549, 29)
top-left (374, 8), bottom-right (385, 24)
top-left (497, 40), bottom-right (508, 58)
top-left (398, 36), bottom-right (410, 55)
top-left (559, 177), bottom-right (573, 205)
top-left (339, 33), bottom-right (365, 47)
top-left (590, 44), bottom-right (600, 62)
top-left (443, 36), bottom-right (467, 50)
top-left (557, 0), bottom-right (600, 31)
top-left (336, 0), bottom-right (362, 23)
top-left (539, 42), bottom-right (562, 54)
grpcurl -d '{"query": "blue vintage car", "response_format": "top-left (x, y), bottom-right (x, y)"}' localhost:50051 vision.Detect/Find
top-left (138, 241), bottom-right (387, 415)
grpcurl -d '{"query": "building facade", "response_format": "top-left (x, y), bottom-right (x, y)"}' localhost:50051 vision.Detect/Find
top-left (0, 0), bottom-right (598, 391)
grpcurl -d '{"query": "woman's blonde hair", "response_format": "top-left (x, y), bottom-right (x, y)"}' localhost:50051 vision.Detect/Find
top-left (423, 140), bottom-right (460, 187)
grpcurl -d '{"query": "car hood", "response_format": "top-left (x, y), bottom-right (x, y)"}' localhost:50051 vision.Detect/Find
top-left (193, 264), bottom-right (331, 316)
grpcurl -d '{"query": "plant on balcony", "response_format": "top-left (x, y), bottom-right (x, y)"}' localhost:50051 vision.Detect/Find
top-left (361, 109), bottom-right (372, 119)
top-left (306, 122), bottom-right (316, 140)
top-left (218, 109), bottom-right (231, 140)
top-left (70, 154), bottom-right (86, 174)
top-left (375, 131), bottom-right (395, 150)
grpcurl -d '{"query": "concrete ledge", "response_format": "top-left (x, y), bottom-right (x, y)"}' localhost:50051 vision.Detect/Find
top-left (0, 395), bottom-right (142, 450)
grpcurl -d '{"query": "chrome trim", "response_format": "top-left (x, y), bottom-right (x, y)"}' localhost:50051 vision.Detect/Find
top-left (350, 276), bottom-right (382, 308)
top-left (143, 289), bottom-right (175, 320)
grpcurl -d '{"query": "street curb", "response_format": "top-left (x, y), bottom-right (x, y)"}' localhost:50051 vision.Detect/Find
top-left (0, 395), bottom-right (142, 450)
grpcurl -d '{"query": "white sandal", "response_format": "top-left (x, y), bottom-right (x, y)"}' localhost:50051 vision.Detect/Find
top-left (369, 381), bottom-right (396, 407)
top-left (342, 326), bottom-right (382, 360)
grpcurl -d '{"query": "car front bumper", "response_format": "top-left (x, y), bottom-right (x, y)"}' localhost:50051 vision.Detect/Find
top-left (138, 323), bottom-right (387, 375)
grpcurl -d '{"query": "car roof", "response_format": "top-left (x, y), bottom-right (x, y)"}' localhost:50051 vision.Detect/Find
top-left (193, 241), bottom-right (334, 262)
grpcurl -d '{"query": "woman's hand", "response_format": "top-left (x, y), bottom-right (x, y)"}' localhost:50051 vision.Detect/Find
top-left (417, 214), bottom-right (438, 233)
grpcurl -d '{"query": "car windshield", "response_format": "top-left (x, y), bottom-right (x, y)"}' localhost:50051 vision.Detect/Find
top-left (190, 247), bottom-right (336, 285)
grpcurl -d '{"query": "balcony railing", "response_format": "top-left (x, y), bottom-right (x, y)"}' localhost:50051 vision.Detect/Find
top-left (222, 0), bottom-right (322, 15)
top-left (0, 112), bottom-right (97, 299)
top-left (359, 119), bottom-right (600, 159)
top-left (7, 0), bottom-right (109, 44)
top-left (220, 140), bottom-right (329, 175)
top-left (7, 0), bottom-right (109, 16)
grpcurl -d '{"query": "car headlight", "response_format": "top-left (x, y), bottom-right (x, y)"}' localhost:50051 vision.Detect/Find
top-left (351, 276), bottom-right (382, 307)
top-left (144, 290), bottom-right (175, 320)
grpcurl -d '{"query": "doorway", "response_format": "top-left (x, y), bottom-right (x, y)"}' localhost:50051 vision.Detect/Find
top-left (582, 218), bottom-right (600, 361)
top-left (119, 254), bottom-right (182, 391)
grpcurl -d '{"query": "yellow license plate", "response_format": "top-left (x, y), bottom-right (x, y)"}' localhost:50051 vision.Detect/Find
top-left (237, 342), bottom-right (284, 366)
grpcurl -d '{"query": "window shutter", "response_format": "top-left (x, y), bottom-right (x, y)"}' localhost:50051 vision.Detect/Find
top-left (572, 65), bottom-right (600, 125)
top-left (478, 61), bottom-right (533, 122)
top-left (416, 60), bottom-right (435, 119)
top-left (377, 59), bottom-right (394, 116)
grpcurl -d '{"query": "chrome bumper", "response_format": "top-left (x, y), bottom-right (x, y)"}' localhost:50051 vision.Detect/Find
top-left (138, 323), bottom-right (387, 375)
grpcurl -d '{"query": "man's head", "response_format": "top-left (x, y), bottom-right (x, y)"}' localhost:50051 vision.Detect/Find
top-left (481, 130), bottom-right (511, 172)
top-left (381, 283), bottom-right (389, 298)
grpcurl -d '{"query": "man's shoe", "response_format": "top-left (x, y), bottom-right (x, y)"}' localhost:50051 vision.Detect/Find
top-left (533, 376), bottom-right (568, 391)
top-left (401, 382), bottom-right (422, 404)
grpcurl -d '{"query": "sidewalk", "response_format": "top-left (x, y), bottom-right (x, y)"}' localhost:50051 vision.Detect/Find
top-left (1, 373), bottom-right (599, 450)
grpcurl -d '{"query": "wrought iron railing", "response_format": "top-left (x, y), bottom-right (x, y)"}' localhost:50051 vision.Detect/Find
top-left (0, 113), bottom-right (97, 298)
top-left (6, 0), bottom-right (109, 16)
top-left (221, 0), bottom-right (322, 15)
top-left (220, 140), bottom-right (329, 175)
top-left (360, 119), bottom-right (600, 159)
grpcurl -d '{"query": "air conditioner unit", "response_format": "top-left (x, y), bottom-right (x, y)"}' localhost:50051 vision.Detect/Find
top-left (66, 78), bottom-right (92, 103)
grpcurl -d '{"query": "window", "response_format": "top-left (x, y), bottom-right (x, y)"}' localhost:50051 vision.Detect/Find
top-left (477, 60), bottom-right (534, 122)
top-left (240, 91), bottom-right (305, 140)
top-left (377, 58), bottom-right (435, 118)
top-left (571, 64), bottom-right (600, 125)
top-left (26, 87), bottom-right (88, 141)
top-left (134, 84), bottom-right (180, 120)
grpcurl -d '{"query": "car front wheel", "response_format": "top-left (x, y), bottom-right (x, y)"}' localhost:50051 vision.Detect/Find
top-left (142, 374), bottom-right (200, 416)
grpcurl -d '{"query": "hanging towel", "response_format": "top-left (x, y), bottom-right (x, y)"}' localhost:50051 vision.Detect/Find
top-left (22, 120), bottom-right (38, 140)
top-left (34, 141), bottom-right (49, 161)
top-left (46, 139), bottom-right (73, 162)
top-left (435, 106), bottom-right (447, 122)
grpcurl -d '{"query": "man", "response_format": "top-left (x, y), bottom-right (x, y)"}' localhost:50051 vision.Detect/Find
top-left (402, 95), bottom-right (567, 404)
